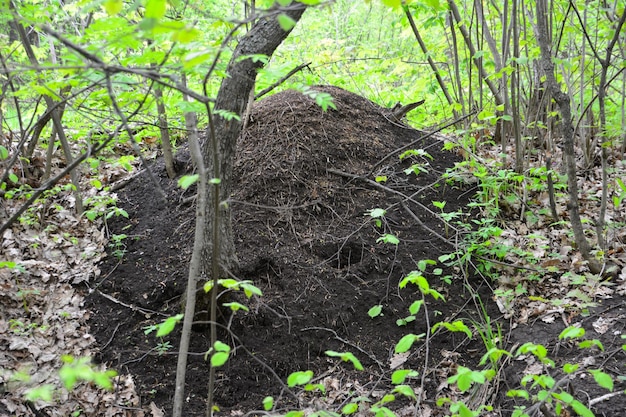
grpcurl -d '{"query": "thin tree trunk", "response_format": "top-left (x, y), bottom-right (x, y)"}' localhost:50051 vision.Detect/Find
top-left (534, 0), bottom-right (601, 274)
top-left (404, 8), bottom-right (458, 121)
top-left (13, 15), bottom-right (84, 213)
top-left (154, 86), bottom-right (176, 178)
top-left (198, 3), bottom-right (308, 308)
top-left (172, 79), bottom-right (205, 417)
top-left (448, 0), bottom-right (503, 106)
top-left (190, 4), bottom-right (308, 416)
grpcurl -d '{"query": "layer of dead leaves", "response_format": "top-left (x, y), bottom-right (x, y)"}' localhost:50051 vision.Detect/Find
top-left (457, 141), bottom-right (626, 325)
top-left (0, 154), bottom-right (158, 416)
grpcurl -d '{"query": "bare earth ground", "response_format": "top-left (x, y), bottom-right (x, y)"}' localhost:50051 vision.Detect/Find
top-left (7, 86), bottom-right (622, 416)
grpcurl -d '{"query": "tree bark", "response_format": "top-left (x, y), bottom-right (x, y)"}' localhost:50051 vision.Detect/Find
top-left (534, 0), bottom-right (601, 274)
top-left (196, 3), bottom-right (308, 315)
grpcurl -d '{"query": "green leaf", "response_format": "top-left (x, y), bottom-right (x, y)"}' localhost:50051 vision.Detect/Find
top-left (223, 302), bottom-right (249, 312)
top-left (103, 0), bottom-right (123, 15)
top-left (579, 339), bottom-right (604, 351)
top-left (569, 399), bottom-right (594, 417)
top-left (431, 320), bottom-right (472, 339)
top-left (25, 384), bottom-right (55, 402)
top-left (408, 300), bottom-right (422, 315)
top-left (507, 389), bottom-right (530, 400)
top-left (263, 396), bottom-right (274, 411)
top-left (156, 314), bottom-right (183, 337)
top-left (368, 305), bottom-right (383, 318)
top-left (342, 403), bottom-right (359, 415)
top-left (394, 333), bottom-right (424, 353)
top-left (209, 178), bottom-right (221, 185)
top-left (393, 384), bottom-right (416, 399)
top-left (589, 369), bottom-right (614, 391)
top-left (214, 109), bottom-right (241, 121)
top-left (287, 370), bottom-right (313, 387)
top-left (368, 208), bottom-right (386, 218)
top-left (0, 145), bottom-right (8, 160)
top-left (178, 174), bottom-right (199, 190)
top-left (562, 363), bottom-right (579, 374)
top-left (8, 173), bottom-right (18, 184)
top-left (85, 210), bottom-right (97, 221)
top-left (277, 14), bottom-right (297, 31)
top-left (145, 0), bottom-right (167, 19)
top-left (173, 27), bottom-right (200, 43)
top-left (325, 351), bottom-right (364, 370)
top-left (184, 50), bottom-right (214, 69)
top-left (211, 351), bottom-right (229, 367)
top-left (381, 0), bottom-right (402, 8)
top-left (240, 281), bottom-right (263, 298)
top-left (559, 326), bottom-right (585, 340)
top-left (91, 179), bottom-right (103, 189)
top-left (376, 234), bottom-right (399, 245)
top-left (391, 369), bottom-right (418, 384)
top-left (214, 341), bottom-right (230, 352)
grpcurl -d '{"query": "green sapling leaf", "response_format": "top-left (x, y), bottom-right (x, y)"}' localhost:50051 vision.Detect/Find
top-left (394, 333), bottom-right (424, 353)
top-left (368, 305), bottom-right (383, 318)
top-left (178, 174), bottom-right (199, 190)
top-left (211, 351), bottom-right (229, 367)
top-left (342, 403), bottom-right (359, 415)
top-left (103, 0), bottom-right (123, 15)
top-left (391, 369), bottom-right (418, 384)
top-left (277, 14), bottom-right (297, 31)
top-left (393, 384), bottom-right (416, 399)
top-left (287, 370), bottom-right (313, 387)
top-left (377, 234), bottom-right (399, 245)
top-left (156, 314), bottom-right (183, 337)
top-left (262, 396), bottom-right (274, 411)
top-left (325, 351), bottom-right (363, 370)
top-left (223, 302), bottom-right (249, 312)
top-left (559, 326), bottom-right (585, 340)
top-left (367, 208), bottom-right (386, 218)
top-left (589, 369), bottom-right (614, 391)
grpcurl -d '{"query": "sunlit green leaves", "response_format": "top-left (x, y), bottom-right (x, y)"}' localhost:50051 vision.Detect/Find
top-left (368, 305), bottom-right (383, 318)
top-left (391, 369), bottom-right (418, 384)
top-left (448, 366), bottom-right (488, 392)
top-left (432, 320), bottom-right (472, 339)
top-left (156, 314), bottom-right (183, 337)
top-left (376, 234), bottom-right (399, 245)
top-left (287, 370), bottom-right (313, 387)
top-left (178, 174), bottom-right (199, 190)
top-left (210, 341), bottom-right (231, 367)
top-left (262, 396), bottom-right (274, 411)
top-left (381, 0), bottom-right (402, 8)
top-left (204, 279), bottom-right (263, 298)
top-left (394, 333), bottom-right (424, 353)
top-left (58, 355), bottom-right (118, 391)
top-left (103, 0), bottom-right (123, 15)
top-left (145, 0), bottom-right (167, 19)
top-left (277, 14), bottom-right (297, 31)
top-left (325, 350), bottom-right (363, 370)
top-left (588, 369), bottom-right (614, 391)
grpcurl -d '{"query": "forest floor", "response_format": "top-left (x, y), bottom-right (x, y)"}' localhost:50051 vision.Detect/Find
top-left (2, 86), bottom-right (625, 417)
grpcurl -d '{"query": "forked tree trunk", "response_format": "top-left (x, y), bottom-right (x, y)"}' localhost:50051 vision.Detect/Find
top-left (174, 5), bottom-right (308, 417)
top-left (196, 3), bottom-right (307, 317)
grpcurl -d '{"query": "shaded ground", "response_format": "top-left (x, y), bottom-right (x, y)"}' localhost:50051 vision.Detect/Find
top-left (84, 86), bottom-right (625, 416)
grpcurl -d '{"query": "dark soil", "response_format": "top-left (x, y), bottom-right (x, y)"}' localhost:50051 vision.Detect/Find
top-left (85, 86), bottom-right (626, 416)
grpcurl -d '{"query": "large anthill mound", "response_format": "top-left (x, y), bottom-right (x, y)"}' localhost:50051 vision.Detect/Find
top-left (87, 86), bottom-right (478, 416)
